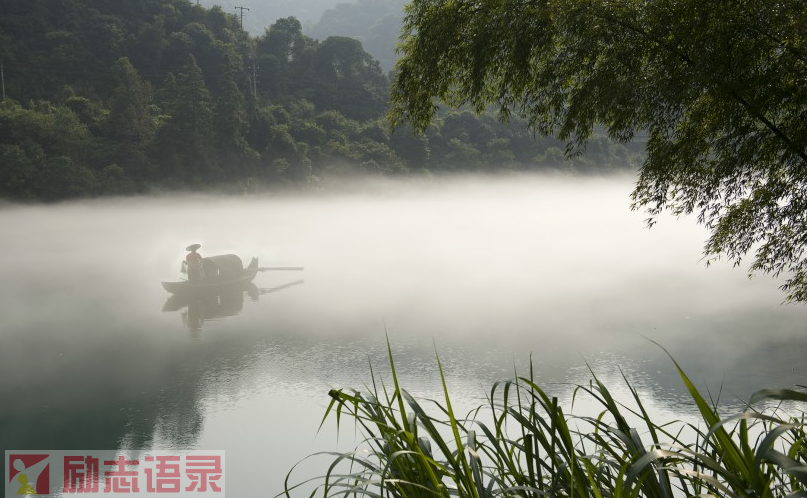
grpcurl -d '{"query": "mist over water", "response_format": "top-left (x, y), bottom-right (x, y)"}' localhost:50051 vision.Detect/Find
top-left (1, 173), bottom-right (804, 495)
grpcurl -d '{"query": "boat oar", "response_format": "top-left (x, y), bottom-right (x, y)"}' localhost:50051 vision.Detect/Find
top-left (258, 266), bottom-right (304, 271)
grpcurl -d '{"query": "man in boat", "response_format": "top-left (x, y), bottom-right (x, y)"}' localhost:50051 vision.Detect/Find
top-left (184, 244), bottom-right (204, 283)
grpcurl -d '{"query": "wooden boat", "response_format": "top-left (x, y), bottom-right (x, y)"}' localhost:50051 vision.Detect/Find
top-left (162, 254), bottom-right (259, 294)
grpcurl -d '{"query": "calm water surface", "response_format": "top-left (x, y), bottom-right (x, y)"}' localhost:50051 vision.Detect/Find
top-left (1, 174), bottom-right (804, 495)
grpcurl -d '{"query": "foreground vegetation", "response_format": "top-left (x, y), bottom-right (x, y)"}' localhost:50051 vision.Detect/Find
top-left (286, 340), bottom-right (807, 497)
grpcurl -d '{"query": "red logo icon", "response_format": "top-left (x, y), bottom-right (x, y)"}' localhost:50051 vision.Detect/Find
top-left (8, 454), bottom-right (50, 495)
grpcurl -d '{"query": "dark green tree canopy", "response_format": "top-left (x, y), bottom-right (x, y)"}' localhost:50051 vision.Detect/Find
top-left (0, 0), bottom-right (642, 201)
top-left (390, 0), bottom-right (807, 301)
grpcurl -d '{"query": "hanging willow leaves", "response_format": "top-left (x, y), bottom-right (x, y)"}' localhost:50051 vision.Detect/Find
top-left (389, 0), bottom-right (807, 301)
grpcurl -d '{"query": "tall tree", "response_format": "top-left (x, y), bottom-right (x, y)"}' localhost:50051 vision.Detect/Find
top-left (390, 0), bottom-right (807, 301)
top-left (212, 54), bottom-right (250, 163)
top-left (157, 55), bottom-right (214, 180)
top-left (255, 17), bottom-right (308, 99)
top-left (313, 36), bottom-right (388, 121)
top-left (106, 57), bottom-right (157, 179)
top-left (175, 55), bottom-right (213, 143)
top-left (258, 17), bottom-right (305, 63)
top-left (106, 58), bottom-right (155, 147)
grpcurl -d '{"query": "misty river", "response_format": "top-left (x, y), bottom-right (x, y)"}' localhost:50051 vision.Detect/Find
top-left (1, 173), bottom-right (804, 495)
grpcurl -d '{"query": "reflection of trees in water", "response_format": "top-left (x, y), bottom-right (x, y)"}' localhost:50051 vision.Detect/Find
top-left (0, 280), bottom-right (304, 452)
top-left (3, 275), bottom-right (803, 456)
top-left (234, 327), bottom-right (807, 420)
top-left (0, 348), bottom-right (209, 451)
top-left (618, 334), bottom-right (807, 415)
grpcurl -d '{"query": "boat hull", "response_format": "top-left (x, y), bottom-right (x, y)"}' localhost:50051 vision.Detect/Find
top-left (161, 269), bottom-right (259, 294)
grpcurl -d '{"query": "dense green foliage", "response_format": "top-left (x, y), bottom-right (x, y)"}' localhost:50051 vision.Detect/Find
top-left (0, 0), bottom-right (638, 202)
top-left (287, 342), bottom-right (807, 497)
top-left (389, 0), bottom-right (807, 300)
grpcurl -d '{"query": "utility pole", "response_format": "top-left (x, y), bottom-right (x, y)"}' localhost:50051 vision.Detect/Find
top-left (251, 61), bottom-right (258, 99)
top-left (234, 6), bottom-right (249, 30)
top-left (1, 60), bottom-right (5, 101)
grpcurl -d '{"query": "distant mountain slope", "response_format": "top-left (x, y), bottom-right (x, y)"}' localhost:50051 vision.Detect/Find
top-left (306, 0), bottom-right (406, 72)
top-left (196, 0), bottom-right (406, 72)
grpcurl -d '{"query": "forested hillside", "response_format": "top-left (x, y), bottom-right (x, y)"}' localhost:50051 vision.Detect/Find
top-left (0, 0), bottom-right (642, 201)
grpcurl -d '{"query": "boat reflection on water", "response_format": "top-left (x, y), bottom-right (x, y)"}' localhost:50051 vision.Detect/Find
top-left (162, 280), bottom-right (304, 337)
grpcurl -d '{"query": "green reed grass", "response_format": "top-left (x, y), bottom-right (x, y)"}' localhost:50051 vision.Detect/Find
top-left (284, 338), bottom-right (807, 497)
